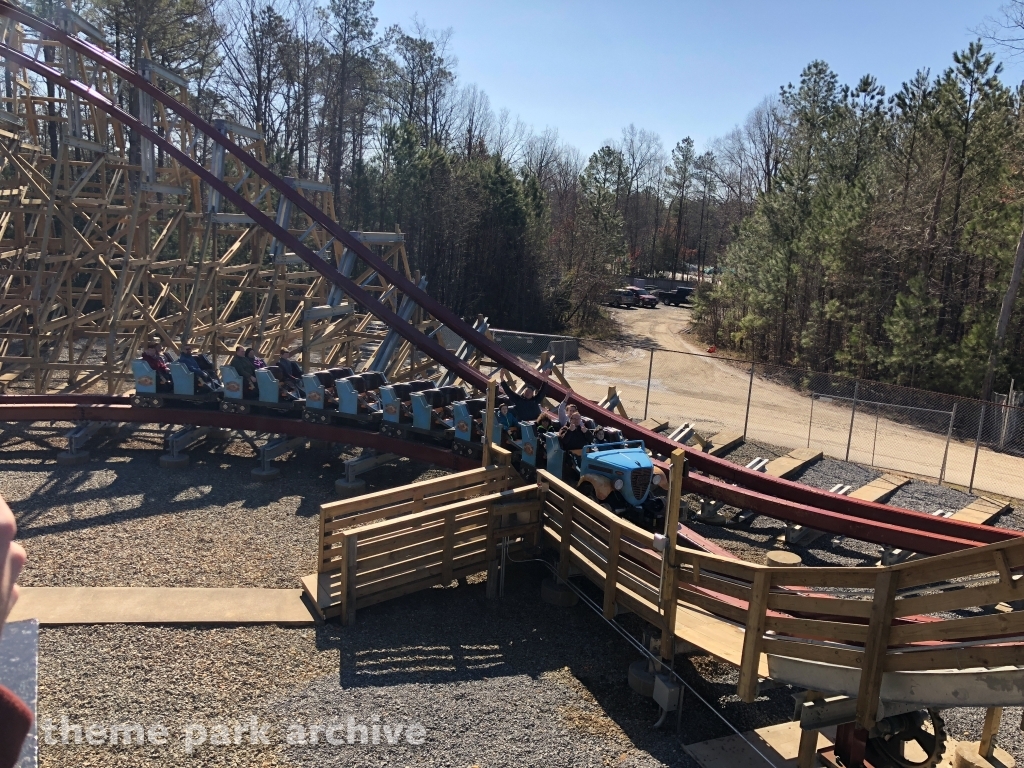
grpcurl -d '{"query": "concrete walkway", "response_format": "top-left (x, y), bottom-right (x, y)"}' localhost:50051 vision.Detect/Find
top-left (7, 587), bottom-right (317, 625)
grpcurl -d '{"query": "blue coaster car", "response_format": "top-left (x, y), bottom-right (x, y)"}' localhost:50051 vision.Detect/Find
top-left (255, 366), bottom-right (304, 413)
top-left (301, 368), bottom-right (354, 423)
top-left (219, 366), bottom-right (256, 413)
top-left (576, 440), bottom-right (665, 529)
top-left (451, 398), bottom-right (503, 456)
top-left (130, 359), bottom-right (162, 407)
top-left (335, 372), bottom-right (387, 424)
top-left (379, 380), bottom-right (437, 437)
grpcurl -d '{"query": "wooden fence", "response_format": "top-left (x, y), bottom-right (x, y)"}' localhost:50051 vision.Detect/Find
top-left (302, 456), bottom-right (540, 622)
top-left (536, 470), bottom-right (1024, 729)
top-left (303, 452), bottom-right (1024, 733)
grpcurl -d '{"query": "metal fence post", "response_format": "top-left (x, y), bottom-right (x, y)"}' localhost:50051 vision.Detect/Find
top-left (845, 381), bottom-right (859, 462)
top-left (969, 403), bottom-right (987, 495)
top-left (939, 402), bottom-right (957, 484)
top-left (870, 406), bottom-right (880, 468)
top-left (643, 347), bottom-right (655, 421)
top-left (807, 394), bottom-right (815, 449)
top-left (561, 338), bottom-right (567, 378)
top-left (742, 360), bottom-right (754, 440)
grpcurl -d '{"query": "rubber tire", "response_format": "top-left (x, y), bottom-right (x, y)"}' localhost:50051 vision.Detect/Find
top-left (628, 660), bottom-right (655, 698)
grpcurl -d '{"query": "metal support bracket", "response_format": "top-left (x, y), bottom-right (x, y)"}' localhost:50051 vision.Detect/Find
top-left (343, 450), bottom-right (399, 483)
top-left (65, 421), bottom-right (112, 455)
top-left (259, 435), bottom-right (307, 472)
top-left (166, 425), bottom-right (212, 459)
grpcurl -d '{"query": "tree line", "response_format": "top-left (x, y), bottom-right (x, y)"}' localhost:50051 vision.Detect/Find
top-left (26, 0), bottom-right (1024, 396)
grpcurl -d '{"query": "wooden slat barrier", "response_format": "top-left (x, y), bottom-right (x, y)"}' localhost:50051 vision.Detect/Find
top-left (302, 457), bottom-right (1024, 732)
top-left (535, 469), bottom-right (1024, 730)
top-left (302, 464), bottom-right (534, 620)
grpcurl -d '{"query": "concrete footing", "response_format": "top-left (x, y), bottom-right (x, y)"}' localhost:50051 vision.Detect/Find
top-left (766, 550), bottom-right (802, 567)
top-left (540, 578), bottom-right (578, 607)
top-left (159, 453), bottom-right (189, 469)
top-left (251, 467), bottom-right (281, 481)
top-left (55, 451), bottom-right (89, 466)
top-left (334, 478), bottom-right (366, 495)
top-left (628, 660), bottom-right (655, 697)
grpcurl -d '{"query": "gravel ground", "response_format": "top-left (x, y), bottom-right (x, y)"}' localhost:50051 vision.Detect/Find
top-left (30, 558), bottom-right (802, 768)
top-left (0, 422), bottom-right (446, 589)
top-left (788, 458), bottom-right (880, 492)
top-left (5, 422), bottom-right (1024, 766)
top-left (887, 481), bottom-right (977, 515)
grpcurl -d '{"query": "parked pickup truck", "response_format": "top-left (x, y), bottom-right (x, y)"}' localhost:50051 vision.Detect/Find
top-left (655, 285), bottom-right (694, 306)
top-left (605, 288), bottom-right (637, 308)
top-left (625, 286), bottom-right (658, 308)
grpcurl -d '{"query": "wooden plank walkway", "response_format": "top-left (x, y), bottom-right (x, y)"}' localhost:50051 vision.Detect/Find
top-left (950, 496), bottom-right (1011, 526)
top-left (847, 473), bottom-right (909, 503)
top-left (765, 448), bottom-right (822, 478)
top-left (7, 588), bottom-right (316, 625)
top-left (707, 432), bottom-right (744, 456)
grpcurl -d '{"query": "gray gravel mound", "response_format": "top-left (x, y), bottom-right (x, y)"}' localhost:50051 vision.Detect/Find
top-left (788, 458), bottom-right (880, 491)
top-left (887, 481), bottom-right (976, 514)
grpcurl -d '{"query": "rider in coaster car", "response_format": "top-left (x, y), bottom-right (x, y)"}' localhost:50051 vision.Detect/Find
top-left (557, 394), bottom-right (597, 430)
top-left (497, 402), bottom-right (520, 439)
top-left (142, 341), bottom-right (173, 391)
top-left (179, 345), bottom-right (220, 391)
top-left (245, 347), bottom-right (267, 369)
top-left (498, 369), bottom-right (545, 422)
top-left (230, 345), bottom-right (258, 395)
top-left (277, 348), bottom-right (304, 397)
top-left (558, 411), bottom-right (594, 453)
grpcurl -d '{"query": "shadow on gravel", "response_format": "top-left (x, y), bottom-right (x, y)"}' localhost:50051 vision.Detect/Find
top-left (302, 559), bottom-right (795, 764)
top-left (2, 430), bottom-right (439, 535)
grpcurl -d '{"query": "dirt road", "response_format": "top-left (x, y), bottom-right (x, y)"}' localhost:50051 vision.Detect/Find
top-left (557, 305), bottom-right (1024, 502)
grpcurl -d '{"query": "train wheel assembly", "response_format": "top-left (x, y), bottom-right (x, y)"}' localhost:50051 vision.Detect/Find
top-left (866, 709), bottom-right (947, 768)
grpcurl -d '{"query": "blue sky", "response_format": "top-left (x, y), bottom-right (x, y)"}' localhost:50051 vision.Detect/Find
top-left (373, 0), bottom-right (1021, 155)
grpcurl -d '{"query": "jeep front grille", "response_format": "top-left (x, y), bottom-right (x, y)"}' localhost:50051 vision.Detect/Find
top-left (630, 468), bottom-right (652, 501)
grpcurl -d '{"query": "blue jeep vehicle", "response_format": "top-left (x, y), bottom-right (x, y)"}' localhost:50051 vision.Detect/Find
top-left (530, 434), bottom-right (666, 530)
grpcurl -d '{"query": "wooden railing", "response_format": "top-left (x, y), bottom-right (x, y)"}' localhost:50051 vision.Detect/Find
top-left (302, 455), bottom-right (539, 622)
top-left (303, 448), bottom-right (1024, 732)
top-left (536, 468), bottom-right (1024, 729)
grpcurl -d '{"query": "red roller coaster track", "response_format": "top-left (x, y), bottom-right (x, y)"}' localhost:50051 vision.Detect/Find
top-left (0, 2), bottom-right (1019, 556)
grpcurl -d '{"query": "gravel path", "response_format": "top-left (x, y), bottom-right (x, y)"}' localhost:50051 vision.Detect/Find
top-left (31, 563), bottom-right (741, 768)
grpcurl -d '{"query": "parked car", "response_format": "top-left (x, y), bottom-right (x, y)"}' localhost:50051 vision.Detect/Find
top-left (654, 285), bottom-right (695, 306)
top-left (625, 286), bottom-right (658, 308)
top-left (605, 289), bottom-right (637, 308)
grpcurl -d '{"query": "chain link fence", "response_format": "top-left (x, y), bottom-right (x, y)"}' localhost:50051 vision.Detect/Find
top-left (492, 332), bottom-right (1024, 500)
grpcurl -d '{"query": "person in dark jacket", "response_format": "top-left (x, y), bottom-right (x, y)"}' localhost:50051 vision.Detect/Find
top-left (0, 493), bottom-right (31, 768)
top-left (498, 369), bottom-right (545, 421)
top-left (558, 412), bottom-right (593, 452)
top-left (277, 349), bottom-right (304, 396)
top-left (245, 347), bottom-right (267, 370)
top-left (230, 345), bottom-right (257, 394)
top-left (179, 346), bottom-right (219, 391)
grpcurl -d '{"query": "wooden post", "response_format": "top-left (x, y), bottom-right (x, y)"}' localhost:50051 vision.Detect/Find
top-left (737, 569), bottom-right (770, 701)
top-left (797, 691), bottom-right (825, 768)
top-left (485, 501), bottom-right (499, 599)
top-left (855, 570), bottom-right (899, 728)
top-left (558, 492), bottom-right (574, 582)
top-left (603, 520), bottom-right (621, 619)
top-left (659, 449), bottom-right (685, 662)
top-left (979, 706), bottom-right (1003, 759)
top-left (301, 297), bottom-right (311, 373)
top-left (441, 505), bottom-right (455, 584)
top-left (482, 377), bottom-right (496, 467)
top-left (342, 534), bottom-right (358, 627)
